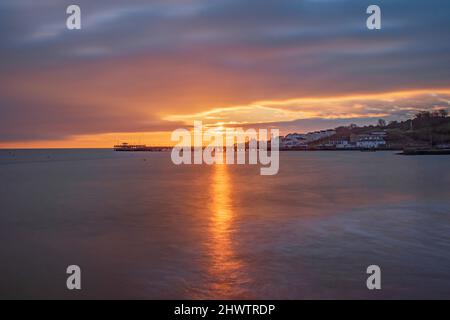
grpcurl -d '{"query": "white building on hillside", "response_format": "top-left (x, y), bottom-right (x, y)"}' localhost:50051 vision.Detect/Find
top-left (356, 135), bottom-right (386, 149)
top-left (281, 134), bottom-right (308, 148)
top-left (280, 129), bottom-right (337, 148)
top-left (305, 129), bottom-right (336, 142)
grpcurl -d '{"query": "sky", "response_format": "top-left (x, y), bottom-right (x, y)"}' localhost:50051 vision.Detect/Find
top-left (1, 0), bottom-right (450, 147)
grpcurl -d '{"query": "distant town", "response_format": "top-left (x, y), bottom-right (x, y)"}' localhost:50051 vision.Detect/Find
top-left (280, 126), bottom-right (388, 150)
top-left (115, 109), bottom-right (450, 153)
top-left (279, 109), bottom-right (450, 151)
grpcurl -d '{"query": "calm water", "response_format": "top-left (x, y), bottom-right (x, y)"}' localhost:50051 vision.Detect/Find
top-left (1, 149), bottom-right (450, 299)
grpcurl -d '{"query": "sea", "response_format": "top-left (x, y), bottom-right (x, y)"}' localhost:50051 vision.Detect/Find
top-left (1, 149), bottom-right (450, 299)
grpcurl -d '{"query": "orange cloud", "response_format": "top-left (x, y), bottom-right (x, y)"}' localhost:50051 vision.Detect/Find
top-left (164, 88), bottom-right (450, 126)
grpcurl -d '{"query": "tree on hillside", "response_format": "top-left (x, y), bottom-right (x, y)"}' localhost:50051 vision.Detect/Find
top-left (438, 109), bottom-right (448, 118)
top-left (388, 120), bottom-right (398, 127)
top-left (378, 119), bottom-right (387, 127)
top-left (415, 111), bottom-right (431, 120)
top-left (415, 109), bottom-right (448, 120)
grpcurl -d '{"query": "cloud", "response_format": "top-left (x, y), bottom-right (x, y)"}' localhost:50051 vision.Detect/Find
top-left (1, 0), bottom-right (450, 145)
top-left (0, 94), bottom-right (186, 142)
top-left (164, 89), bottom-right (450, 131)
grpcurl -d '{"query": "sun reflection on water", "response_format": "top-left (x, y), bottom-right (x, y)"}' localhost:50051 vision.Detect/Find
top-left (207, 162), bottom-right (248, 298)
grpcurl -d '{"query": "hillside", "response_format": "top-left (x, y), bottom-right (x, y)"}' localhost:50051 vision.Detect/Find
top-left (312, 109), bottom-right (450, 149)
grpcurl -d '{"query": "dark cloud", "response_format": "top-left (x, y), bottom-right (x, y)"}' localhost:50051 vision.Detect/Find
top-left (0, 96), bottom-right (186, 142)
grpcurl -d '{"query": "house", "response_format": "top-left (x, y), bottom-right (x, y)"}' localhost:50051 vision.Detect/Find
top-left (370, 131), bottom-right (387, 137)
top-left (280, 129), bottom-right (337, 148)
top-left (316, 139), bottom-right (352, 149)
top-left (305, 129), bottom-right (336, 142)
top-left (356, 134), bottom-right (386, 149)
top-left (335, 140), bottom-right (351, 149)
top-left (280, 134), bottom-right (308, 148)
